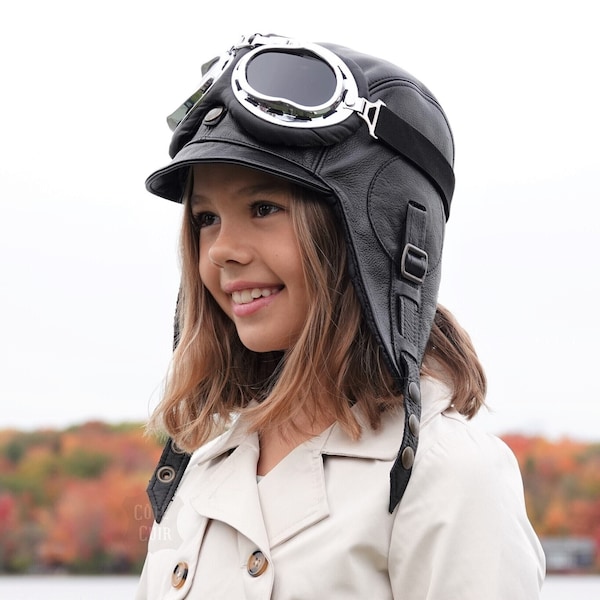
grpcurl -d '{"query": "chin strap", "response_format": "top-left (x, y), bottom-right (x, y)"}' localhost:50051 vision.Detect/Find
top-left (388, 200), bottom-right (428, 513)
top-left (147, 292), bottom-right (191, 524)
top-left (147, 439), bottom-right (191, 523)
top-left (388, 377), bottom-right (421, 512)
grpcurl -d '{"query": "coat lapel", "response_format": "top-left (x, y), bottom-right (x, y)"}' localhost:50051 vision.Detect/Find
top-left (257, 435), bottom-right (330, 548)
top-left (189, 430), bottom-right (270, 552)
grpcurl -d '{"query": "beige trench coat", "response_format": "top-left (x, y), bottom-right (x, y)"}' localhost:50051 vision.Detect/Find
top-left (136, 377), bottom-right (545, 599)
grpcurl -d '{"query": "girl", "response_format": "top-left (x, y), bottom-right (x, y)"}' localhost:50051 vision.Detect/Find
top-left (137, 34), bottom-right (545, 598)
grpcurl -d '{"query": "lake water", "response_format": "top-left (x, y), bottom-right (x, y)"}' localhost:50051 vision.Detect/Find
top-left (0, 575), bottom-right (139, 599)
top-left (0, 574), bottom-right (598, 598)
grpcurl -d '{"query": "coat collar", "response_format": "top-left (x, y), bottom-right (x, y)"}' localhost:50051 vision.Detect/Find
top-left (186, 376), bottom-right (453, 549)
top-left (193, 375), bottom-right (453, 464)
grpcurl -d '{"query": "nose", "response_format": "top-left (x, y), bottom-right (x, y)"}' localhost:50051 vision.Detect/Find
top-left (206, 221), bottom-right (253, 268)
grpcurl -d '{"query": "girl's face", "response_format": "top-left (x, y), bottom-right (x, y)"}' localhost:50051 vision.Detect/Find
top-left (191, 163), bottom-right (310, 353)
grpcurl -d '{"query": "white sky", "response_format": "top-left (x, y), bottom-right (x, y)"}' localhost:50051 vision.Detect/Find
top-left (1, 1), bottom-right (598, 440)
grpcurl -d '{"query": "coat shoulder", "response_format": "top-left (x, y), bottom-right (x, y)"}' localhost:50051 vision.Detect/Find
top-left (388, 407), bottom-right (545, 598)
top-left (416, 407), bottom-right (524, 500)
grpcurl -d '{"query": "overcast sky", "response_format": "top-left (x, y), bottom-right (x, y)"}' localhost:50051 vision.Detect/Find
top-left (1, 0), bottom-right (598, 441)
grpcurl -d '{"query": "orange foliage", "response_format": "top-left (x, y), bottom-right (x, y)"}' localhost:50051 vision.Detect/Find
top-left (0, 421), bottom-right (162, 573)
top-left (502, 434), bottom-right (600, 570)
top-left (37, 470), bottom-right (154, 570)
top-left (1, 422), bottom-right (598, 573)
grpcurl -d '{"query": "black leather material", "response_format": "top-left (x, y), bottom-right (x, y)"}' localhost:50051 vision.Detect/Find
top-left (145, 35), bottom-right (455, 514)
top-left (147, 439), bottom-right (191, 523)
top-left (147, 294), bottom-right (188, 524)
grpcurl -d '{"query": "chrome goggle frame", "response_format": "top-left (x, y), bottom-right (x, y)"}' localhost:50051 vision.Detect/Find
top-left (166, 51), bottom-right (235, 131)
top-left (168, 34), bottom-right (383, 137)
top-left (231, 37), bottom-right (364, 129)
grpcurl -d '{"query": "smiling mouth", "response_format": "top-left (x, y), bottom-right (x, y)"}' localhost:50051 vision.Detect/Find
top-left (231, 287), bottom-right (282, 305)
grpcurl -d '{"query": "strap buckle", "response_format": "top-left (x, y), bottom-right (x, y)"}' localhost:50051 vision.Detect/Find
top-left (400, 243), bottom-right (428, 284)
top-left (350, 98), bottom-right (385, 139)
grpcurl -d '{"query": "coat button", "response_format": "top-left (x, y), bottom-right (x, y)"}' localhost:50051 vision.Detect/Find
top-left (171, 561), bottom-right (188, 588)
top-left (247, 550), bottom-right (268, 577)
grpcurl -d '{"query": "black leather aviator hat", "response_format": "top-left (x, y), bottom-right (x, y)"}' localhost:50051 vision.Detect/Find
top-left (145, 33), bottom-right (455, 522)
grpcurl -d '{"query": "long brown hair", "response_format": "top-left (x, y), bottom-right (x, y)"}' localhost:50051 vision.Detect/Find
top-left (148, 180), bottom-right (486, 451)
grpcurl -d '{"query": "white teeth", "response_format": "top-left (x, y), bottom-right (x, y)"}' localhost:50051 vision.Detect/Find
top-left (231, 288), bottom-right (278, 305)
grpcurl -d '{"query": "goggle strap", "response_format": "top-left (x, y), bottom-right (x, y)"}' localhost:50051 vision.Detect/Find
top-left (369, 103), bottom-right (454, 219)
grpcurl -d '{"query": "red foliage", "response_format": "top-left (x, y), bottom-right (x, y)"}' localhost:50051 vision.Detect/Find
top-left (1, 422), bottom-right (598, 573)
top-left (0, 421), bottom-right (162, 573)
top-left (501, 434), bottom-right (600, 570)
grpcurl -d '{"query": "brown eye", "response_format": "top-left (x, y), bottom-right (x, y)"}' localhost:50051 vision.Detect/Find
top-left (253, 203), bottom-right (281, 217)
top-left (193, 212), bottom-right (219, 228)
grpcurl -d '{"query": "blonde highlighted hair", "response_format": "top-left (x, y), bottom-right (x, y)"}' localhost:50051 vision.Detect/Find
top-left (148, 179), bottom-right (486, 452)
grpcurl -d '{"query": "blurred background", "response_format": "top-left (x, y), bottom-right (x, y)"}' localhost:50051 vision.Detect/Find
top-left (0, 0), bottom-right (598, 592)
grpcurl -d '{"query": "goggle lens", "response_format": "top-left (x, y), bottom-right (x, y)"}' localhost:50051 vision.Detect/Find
top-left (245, 50), bottom-right (337, 108)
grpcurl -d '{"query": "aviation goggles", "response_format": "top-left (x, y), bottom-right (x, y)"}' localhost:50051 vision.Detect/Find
top-left (167, 34), bottom-right (454, 216)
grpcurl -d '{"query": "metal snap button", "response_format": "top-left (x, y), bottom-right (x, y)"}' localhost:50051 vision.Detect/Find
top-left (157, 465), bottom-right (176, 483)
top-left (401, 446), bottom-right (415, 470)
top-left (203, 106), bottom-right (225, 125)
top-left (408, 381), bottom-right (421, 403)
top-left (170, 440), bottom-right (186, 454)
top-left (171, 561), bottom-right (189, 588)
top-left (247, 550), bottom-right (268, 577)
top-left (408, 413), bottom-right (420, 437)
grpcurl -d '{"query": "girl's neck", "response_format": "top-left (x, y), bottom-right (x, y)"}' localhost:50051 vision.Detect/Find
top-left (256, 415), bottom-right (334, 476)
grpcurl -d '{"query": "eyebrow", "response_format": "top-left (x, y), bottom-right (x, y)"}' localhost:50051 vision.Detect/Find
top-left (190, 182), bottom-right (290, 208)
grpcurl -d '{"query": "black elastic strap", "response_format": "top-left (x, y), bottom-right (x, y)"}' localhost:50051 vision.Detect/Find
top-left (375, 105), bottom-right (454, 220)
